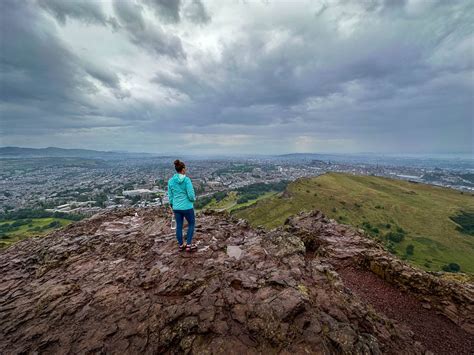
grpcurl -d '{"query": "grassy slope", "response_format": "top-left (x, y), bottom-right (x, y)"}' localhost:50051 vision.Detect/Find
top-left (229, 192), bottom-right (278, 212)
top-left (235, 173), bottom-right (474, 273)
top-left (0, 218), bottom-right (73, 247)
top-left (201, 191), bottom-right (278, 212)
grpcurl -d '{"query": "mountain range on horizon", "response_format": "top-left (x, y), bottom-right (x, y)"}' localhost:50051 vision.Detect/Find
top-left (1, 146), bottom-right (472, 161)
top-left (0, 146), bottom-right (160, 159)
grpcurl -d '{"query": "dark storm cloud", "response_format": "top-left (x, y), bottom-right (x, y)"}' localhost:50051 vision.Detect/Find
top-left (183, 0), bottom-right (211, 24)
top-left (37, 0), bottom-right (109, 26)
top-left (84, 63), bottom-right (121, 90)
top-left (112, 0), bottom-right (186, 59)
top-left (37, 0), bottom-right (186, 60)
top-left (1, 0), bottom-right (472, 153)
top-left (112, 0), bottom-right (146, 31)
top-left (0, 0), bottom-right (89, 104)
top-left (0, 0), bottom-right (131, 135)
top-left (141, 0), bottom-right (211, 24)
top-left (150, 0), bottom-right (473, 137)
top-left (143, 0), bottom-right (182, 23)
top-left (83, 62), bottom-right (131, 99)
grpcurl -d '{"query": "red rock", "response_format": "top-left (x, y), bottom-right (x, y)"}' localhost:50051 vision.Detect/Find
top-left (1, 207), bottom-right (471, 354)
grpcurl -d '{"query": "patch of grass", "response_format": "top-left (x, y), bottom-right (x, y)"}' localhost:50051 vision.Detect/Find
top-left (197, 181), bottom-right (287, 212)
top-left (0, 217), bottom-right (72, 248)
top-left (230, 191), bottom-right (278, 212)
top-left (203, 191), bottom-right (238, 211)
top-left (201, 191), bottom-right (279, 212)
top-left (234, 172), bottom-right (474, 274)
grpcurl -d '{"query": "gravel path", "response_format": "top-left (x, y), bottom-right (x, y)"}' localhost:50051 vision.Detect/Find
top-left (337, 266), bottom-right (474, 355)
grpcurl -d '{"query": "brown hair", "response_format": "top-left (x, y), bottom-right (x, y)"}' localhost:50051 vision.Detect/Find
top-left (174, 159), bottom-right (186, 173)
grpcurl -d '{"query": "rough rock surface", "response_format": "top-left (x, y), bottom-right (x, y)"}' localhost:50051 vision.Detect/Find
top-left (0, 208), bottom-right (472, 354)
top-left (285, 211), bottom-right (474, 334)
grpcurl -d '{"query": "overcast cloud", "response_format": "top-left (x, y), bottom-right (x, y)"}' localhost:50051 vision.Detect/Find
top-left (0, 0), bottom-right (472, 155)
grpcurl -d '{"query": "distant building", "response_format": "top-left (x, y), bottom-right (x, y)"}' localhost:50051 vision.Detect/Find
top-left (122, 189), bottom-right (153, 198)
top-left (71, 201), bottom-right (95, 208)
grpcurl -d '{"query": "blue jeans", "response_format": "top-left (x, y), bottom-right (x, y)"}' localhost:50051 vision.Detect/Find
top-left (173, 208), bottom-right (195, 245)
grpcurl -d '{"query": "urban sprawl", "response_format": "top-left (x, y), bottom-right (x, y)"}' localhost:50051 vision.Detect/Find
top-left (1, 155), bottom-right (473, 216)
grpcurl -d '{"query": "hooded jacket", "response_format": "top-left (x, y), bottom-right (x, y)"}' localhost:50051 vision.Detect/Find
top-left (167, 173), bottom-right (196, 210)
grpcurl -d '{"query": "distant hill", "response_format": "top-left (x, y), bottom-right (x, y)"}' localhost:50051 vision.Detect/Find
top-left (234, 173), bottom-right (474, 274)
top-left (0, 146), bottom-right (156, 159)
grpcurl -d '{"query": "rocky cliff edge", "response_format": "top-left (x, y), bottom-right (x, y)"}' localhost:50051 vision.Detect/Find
top-left (1, 208), bottom-right (472, 354)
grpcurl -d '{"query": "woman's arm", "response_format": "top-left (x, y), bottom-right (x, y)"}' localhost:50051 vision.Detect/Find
top-left (185, 177), bottom-right (196, 202)
top-left (167, 180), bottom-right (174, 207)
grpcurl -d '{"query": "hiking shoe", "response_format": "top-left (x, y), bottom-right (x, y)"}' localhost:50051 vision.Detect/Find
top-left (186, 244), bottom-right (197, 252)
top-left (178, 244), bottom-right (186, 252)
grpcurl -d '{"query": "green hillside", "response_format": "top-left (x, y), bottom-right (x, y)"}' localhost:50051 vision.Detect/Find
top-left (200, 191), bottom-right (278, 212)
top-left (196, 181), bottom-right (288, 212)
top-left (234, 173), bottom-right (474, 274)
top-left (0, 218), bottom-right (73, 248)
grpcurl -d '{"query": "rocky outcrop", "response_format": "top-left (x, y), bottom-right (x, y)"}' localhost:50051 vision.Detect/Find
top-left (0, 208), bottom-right (471, 354)
top-left (285, 210), bottom-right (474, 335)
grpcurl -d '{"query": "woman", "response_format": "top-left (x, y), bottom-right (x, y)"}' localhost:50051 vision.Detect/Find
top-left (167, 159), bottom-right (197, 252)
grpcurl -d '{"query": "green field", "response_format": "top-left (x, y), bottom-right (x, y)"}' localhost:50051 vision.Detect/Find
top-left (0, 218), bottom-right (72, 248)
top-left (234, 173), bottom-right (474, 274)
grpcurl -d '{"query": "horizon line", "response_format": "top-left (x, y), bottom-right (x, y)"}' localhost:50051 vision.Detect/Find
top-left (0, 145), bottom-right (472, 158)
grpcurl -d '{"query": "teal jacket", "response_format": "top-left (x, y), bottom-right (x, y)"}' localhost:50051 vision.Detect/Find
top-left (167, 173), bottom-right (196, 210)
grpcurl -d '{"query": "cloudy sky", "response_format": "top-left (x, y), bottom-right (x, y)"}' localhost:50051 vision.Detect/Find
top-left (0, 0), bottom-right (472, 155)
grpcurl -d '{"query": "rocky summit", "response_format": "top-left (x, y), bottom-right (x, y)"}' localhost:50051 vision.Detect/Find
top-left (1, 208), bottom-right (473, 354)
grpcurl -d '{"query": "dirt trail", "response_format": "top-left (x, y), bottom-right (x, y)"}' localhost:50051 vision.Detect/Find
top-left (337, 266), bottom-right (474, 355)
